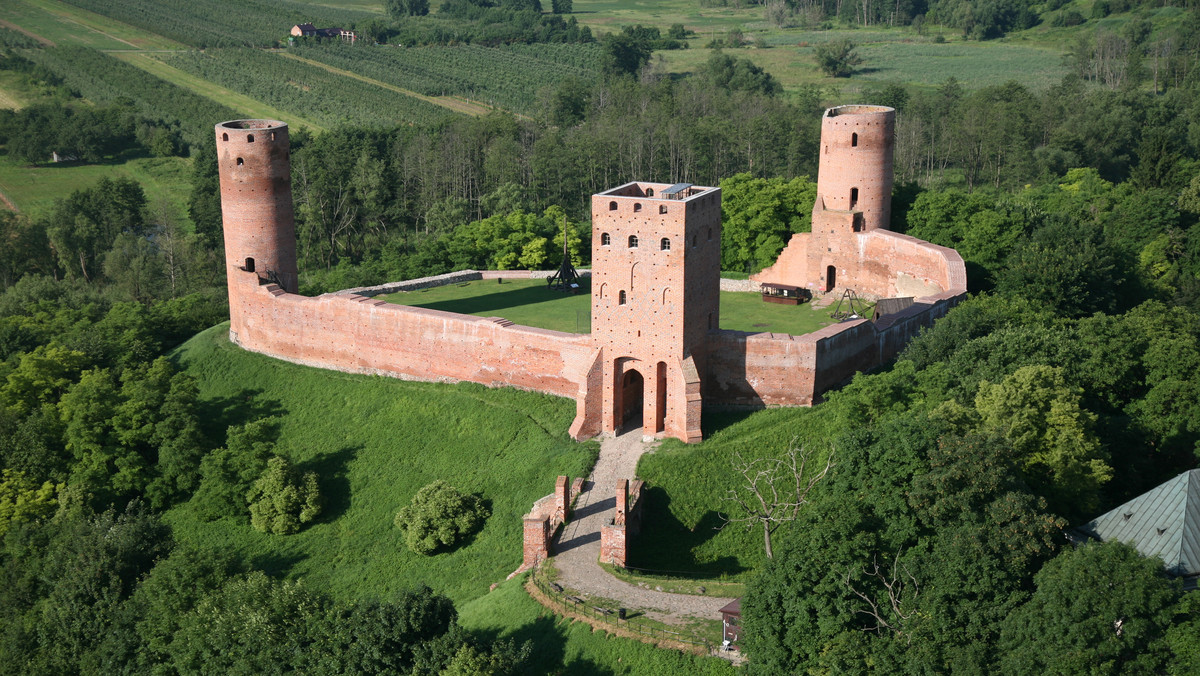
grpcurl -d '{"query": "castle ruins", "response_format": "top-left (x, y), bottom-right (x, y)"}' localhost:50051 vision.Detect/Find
top-left (216, 105), bottom-right (966, 445)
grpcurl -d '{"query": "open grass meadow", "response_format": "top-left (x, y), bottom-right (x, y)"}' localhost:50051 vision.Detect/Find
top-left (0, 152), bottom-right (194, 220)
top-left (4, 0), bottom-right (185, 50)
top-left (167, 324), bottom-right (599, 606)
top-left (656, 31), bottom-right (1067, 95)
top-left (384, 277), bottom-right (844, 336)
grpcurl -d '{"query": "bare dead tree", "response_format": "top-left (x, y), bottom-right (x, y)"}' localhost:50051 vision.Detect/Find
top-left (844, 550), bottom-right (920, 641)
top-left (721, 443), bottom-right (833, 559)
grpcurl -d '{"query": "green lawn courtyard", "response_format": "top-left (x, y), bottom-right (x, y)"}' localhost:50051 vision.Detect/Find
top-left (382, 277), bottom-right (854, 336)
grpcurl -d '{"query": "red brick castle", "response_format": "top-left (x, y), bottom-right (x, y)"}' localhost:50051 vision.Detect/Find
top-left (216, 106), bottom-right (965, 445)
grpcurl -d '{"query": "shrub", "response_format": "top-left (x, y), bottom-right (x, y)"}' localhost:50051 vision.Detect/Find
top-left (246, 455), bottom-right (322, 535)
top-left (813, 39), bottom-right (862, 77)
top-left (395, 481), bottom-right (490, 555)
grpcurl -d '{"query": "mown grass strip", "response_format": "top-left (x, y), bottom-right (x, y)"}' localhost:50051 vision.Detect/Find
top-left (111, 52), bottom-right (326, 133)
top-left (15, 0), bottom-right (185, 50)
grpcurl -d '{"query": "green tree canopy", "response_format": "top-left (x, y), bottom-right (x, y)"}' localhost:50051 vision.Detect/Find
top-left (395, 480), bottom-right (490, 555)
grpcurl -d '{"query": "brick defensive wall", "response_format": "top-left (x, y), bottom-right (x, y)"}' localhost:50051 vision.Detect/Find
top-left (216, 107), bottom-right (966, 444)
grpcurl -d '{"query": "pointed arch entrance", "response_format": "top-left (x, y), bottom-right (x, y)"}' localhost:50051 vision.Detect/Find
top-left (620, 368), bottom-right (644, 431)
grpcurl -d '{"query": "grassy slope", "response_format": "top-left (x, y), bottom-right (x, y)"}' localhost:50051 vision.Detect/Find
top-left (460, 576), bottom-right (736, 675)
top-left (168, 324), bottom-right (598, 606)
top-left (384, 278), bottom-right (843, 336)
top-left (170, 323), bottom-right (736, 673)
top-left (0, 152), bottom-right (193, 219)
top-left (631, 404), bottom-right (843, 577)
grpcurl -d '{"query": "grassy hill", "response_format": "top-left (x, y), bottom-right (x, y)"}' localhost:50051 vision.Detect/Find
top-left (168, 323), bottom-right (598, 605)
top-left (167, 323), bottom-right (739, 673)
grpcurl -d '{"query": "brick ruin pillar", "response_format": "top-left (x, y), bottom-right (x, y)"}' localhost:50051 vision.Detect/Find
top-left (614, 479), bottom-right (628, 526)
top-left (522, 516), bottom-right (550, 568)
top-left (554, 475), bottom-right (569, 523)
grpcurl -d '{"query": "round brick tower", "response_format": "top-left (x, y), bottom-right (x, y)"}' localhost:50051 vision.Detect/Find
top-left (216, 119), bottom-right (298, 293)
top-left (816, 105), bottom-right (895, 232)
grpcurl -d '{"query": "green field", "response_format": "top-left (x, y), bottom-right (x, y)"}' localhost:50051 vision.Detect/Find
top-left (5, 0), bottom-right (185, 49)
top-left (0, 152), bottom-right (193, 220)
top-left (113, 52), bottom-right (326, 132)
top-left (384, 278), bottom-right (844, 336)
top-left (657, 31), bottom-right (1066, 94)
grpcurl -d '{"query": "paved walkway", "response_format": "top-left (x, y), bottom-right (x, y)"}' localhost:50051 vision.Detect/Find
top-left (552, 429), bottom-right (729, 625)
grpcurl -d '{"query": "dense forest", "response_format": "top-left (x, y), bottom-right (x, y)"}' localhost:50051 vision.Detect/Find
top-left (1, 1), bottom-right (1200, 670)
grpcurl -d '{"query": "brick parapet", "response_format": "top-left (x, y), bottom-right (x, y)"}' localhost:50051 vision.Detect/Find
top-left (229, 272), bottom-right (592, 399)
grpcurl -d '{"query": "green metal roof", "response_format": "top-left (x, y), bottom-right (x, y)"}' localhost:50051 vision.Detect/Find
top-left (1078, 469), bottom-right (1200, 577)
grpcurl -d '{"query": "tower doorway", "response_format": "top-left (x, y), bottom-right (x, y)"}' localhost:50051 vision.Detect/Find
top-left (620, 369), bottom-right (644, 431)
top-left (826, 265), bottom-right (837, 292)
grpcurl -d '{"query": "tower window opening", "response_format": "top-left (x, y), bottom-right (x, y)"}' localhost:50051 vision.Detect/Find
top-left (707, 227), bottom-right (712, 241)
top-left (245, 257), bottom-right (255, 272)
top-left (601, 232), bottom-right (611, 246)
top-left (634, 203), bottom-right (642, 212)
top-left (692, 235), bottom-right (697, 247)
top-left (629, 235), bottom-right (639, 248)
top-left (609, 201), bottom-right (618, 211)
top-left (646, 188), bottom-right (654, 197)
top-left (247, 134), bottom-right (255, 143)
top-left (619, 290), bottom-right (627, 305)
top-left (659, 205), bottom-right (668, 214)
top-left (850, 187), bottom-right (858, 209)
top-left (222, 132), bottom-right (229, 142)
top-left (851, 132), bottom-right (858, 147)
top-left (236, 157), bottom-right (244, 166)
top-left (660, 238), bottom-right (671, 251)
top-left (270, 132), bottom-right (276, 141)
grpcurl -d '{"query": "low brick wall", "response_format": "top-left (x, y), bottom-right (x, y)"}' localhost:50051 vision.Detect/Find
top-left (704, 287), bottom-right (965, 408)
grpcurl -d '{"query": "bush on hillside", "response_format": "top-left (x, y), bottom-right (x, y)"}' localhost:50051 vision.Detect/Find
top-left (395, 481), bottom-right (490, 555)
top-left (247, 455), bottom-right (322, 535)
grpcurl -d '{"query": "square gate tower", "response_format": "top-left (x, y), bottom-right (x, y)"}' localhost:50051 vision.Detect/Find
top-left (589, 182), bottom-right (721, 442)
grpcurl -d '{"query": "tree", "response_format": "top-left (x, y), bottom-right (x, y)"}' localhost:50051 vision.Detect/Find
top-left (813, 39), bottom-right (862, 77)
top-left (46, 176), bottom-right (148, 282)
top-left (192, 417), bottom-right (278, 520)
top-left (999, 541), bottom-right (1177, 674)
top-left (0, 469), bottom-right (59, 538)
top-left (395, 480), bottom-right (490, 555)
top-left (719, 173), bottom-right (816, 272)
top-left (551, 0), bottom-right (572, 13)
top-left (600, 33), bottom-right (652, 76)
top-left (246, 455), bottom-right (322, 535)
top-left (721, 444), bottom-right (832, 559)
top-left (975, 365), bottom-right (1112, 517)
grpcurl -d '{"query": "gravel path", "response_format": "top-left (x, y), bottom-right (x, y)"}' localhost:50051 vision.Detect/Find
top-left (552, 429), bottom-right (729, 625)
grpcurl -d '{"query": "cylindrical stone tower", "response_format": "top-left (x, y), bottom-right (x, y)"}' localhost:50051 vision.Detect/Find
top-left (816, 105), bottom-right (895, 232)
top-left (216, 119), bottom-right (298, 293)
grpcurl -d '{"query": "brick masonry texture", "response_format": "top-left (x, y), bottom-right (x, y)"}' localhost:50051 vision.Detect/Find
top-left (216, 107), bottom-right (966, 444)
top-left (600, 479), bottom-right (644, 567)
